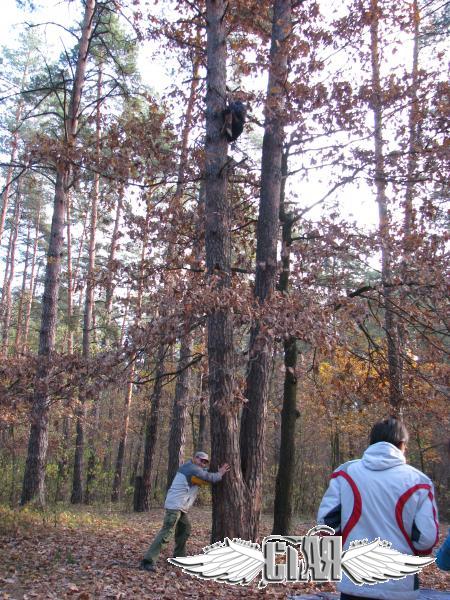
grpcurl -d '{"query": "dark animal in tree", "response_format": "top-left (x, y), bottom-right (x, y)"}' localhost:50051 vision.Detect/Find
top-left (222, 101), bottom-right (247, 142)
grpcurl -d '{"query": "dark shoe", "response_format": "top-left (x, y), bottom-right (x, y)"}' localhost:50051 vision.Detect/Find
top-left (140, 560), bottom-right (156, 572)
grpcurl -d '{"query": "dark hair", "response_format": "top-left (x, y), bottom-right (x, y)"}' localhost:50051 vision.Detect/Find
top-left (369, 417), bottom-right (409, 448)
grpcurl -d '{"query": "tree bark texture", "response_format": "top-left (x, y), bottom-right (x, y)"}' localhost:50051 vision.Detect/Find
top-left (22, 166), bottom-right (68, 505)
top-left (21, 0), bottom-right (96, 506)
top-left (204, 0), bottom-right (250, 542)
top-left (240, 0), bottom-right (291, 540)
top-left (272, 335), bottom-right (298, 534)
top-left (54, 195), bottom-right (74, 502)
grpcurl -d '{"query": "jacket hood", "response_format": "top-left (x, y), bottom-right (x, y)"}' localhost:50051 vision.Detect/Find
top-left (361, 441), bottom-right (406, 470)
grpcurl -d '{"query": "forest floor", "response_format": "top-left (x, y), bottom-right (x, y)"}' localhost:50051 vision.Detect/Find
top-left (0, 505), bottom-right (449, 600)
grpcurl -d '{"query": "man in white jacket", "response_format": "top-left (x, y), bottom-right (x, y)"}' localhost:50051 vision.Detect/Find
top-left (317, 417), bottom-right (439, 600)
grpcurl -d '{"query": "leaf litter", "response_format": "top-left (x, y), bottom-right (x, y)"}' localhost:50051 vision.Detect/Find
top-left (0, 507), bottom-right (448, 599)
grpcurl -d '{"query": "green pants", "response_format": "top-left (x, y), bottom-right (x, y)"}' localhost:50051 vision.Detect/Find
top-left (143, 509), bottom-right (191, 566)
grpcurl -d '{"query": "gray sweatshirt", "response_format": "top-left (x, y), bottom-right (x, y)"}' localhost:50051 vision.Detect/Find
top-left (164, 460), bottom-right (223, 512)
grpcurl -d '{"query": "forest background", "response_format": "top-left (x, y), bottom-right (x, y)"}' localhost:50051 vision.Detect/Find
top-left (0, 0), bottom-right (448, 548)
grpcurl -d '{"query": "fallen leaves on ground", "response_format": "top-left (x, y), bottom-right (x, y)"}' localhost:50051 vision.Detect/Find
top-left (0, 506), bottom-right (448, 599)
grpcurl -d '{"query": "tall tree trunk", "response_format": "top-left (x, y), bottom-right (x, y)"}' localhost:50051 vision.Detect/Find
top-left (0, 50), bottom-right (29, 245)
top-left (331, 427), bottom-right (341, 470)
top-left (404, 0), bottom-right (420, 239)
top-left (398, 0), bottom-right (421, 384)
top-left (111, 206), bottom-right (149, 502)
top-left (74, 204), bottom-right (89, 321)
top-left (9, 426), bottom-right (18, 506)
top-left (134, 344), bottom-right (166, 512)
top-left (240, 0), bottom-right (291, 540)
top-left (55, 415), bottom-right (71, 502)
top-left (83, 65), bottom-right (102, 505)
top-left (104, 191), bottom-right (124, 320)
top-left (1, 189), bottom-right (22, 355)
top-left (195, 367), bottom-right (209, 452)
top-left (272, 335), bottom-right (298, 533)
top-left (166, 333), bottom-right (192, 489)
top-left (130, 411), bottom-right (146, 487)
top-left (111, 368), bottom-right (134, 501)
top-left (1, 222), bottom-right (13, 315)
top-left (165, 50), bottom-right (201, 491)
top-left (0, 123), bottom-right (20, 246)
top-left (22, 166), bottom-right (68, 505)
top-left (204, 0), bottom-right (249, 542)
top-left (54, 195), bottom-right (74, 502)
top-left (84, 395), bottom-right (100, 504)
top-left (21, 0), bottom-right (96, 506)
top-left (175, 43), bottom-right (201, 200)
top-left (272, 146), bottom-right (299, 535)
top-left (104, 286), bottom-right (129, 474)
top-left (66, 194), bottom-right (75, 355)
top-left (22, 200), bottom-right (41, 353)
top-left (369, 0), bottom-right (402, 412)
top-left (70, 395), bottom-right (86, 504)
top-left (14, 218), bottom-right (32, 353)
top-left (197, 395), bottom-right (208, 452)
top-left (110, 318), bottom-right (133, 498)
top-left (103, 287), bottom-right (127, 476)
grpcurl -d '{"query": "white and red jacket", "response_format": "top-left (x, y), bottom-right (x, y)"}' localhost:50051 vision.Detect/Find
top-left (317, 442), bottom-right (439, 600)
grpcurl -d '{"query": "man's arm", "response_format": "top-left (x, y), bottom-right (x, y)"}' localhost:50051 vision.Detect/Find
top-left (190, 463), bottom-right (230, 486)
top-left (317, 475), bottom-right (342, 534)
top-left (411, 483), bottom-right (439, 555)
